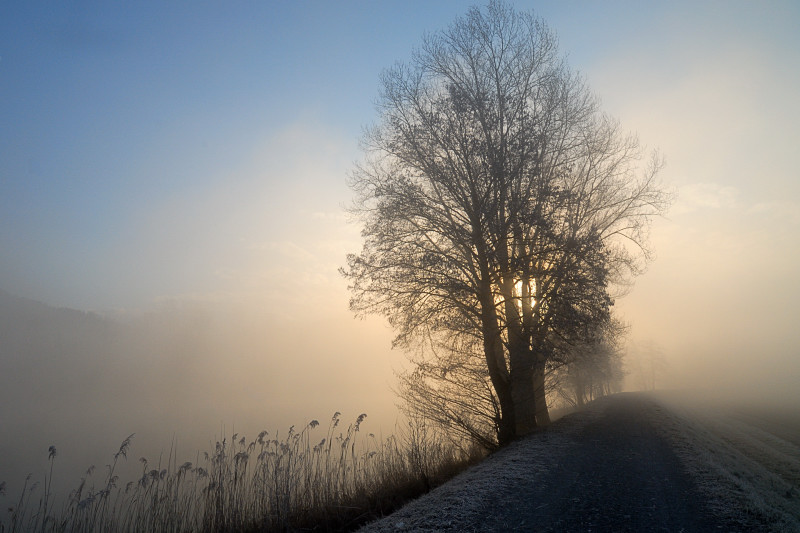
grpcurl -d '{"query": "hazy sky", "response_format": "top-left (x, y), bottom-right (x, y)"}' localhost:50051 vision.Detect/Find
top-left (1, 1), bottom-right (799, 484)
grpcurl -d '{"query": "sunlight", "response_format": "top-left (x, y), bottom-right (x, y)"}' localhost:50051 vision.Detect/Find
top-left (514, 278), bottom-right (536, 311)
top-left (493, 278), bottom-right (536, 315)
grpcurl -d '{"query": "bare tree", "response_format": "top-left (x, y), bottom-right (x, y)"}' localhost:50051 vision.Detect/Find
top-left (551, 319), bottom-right (627, 409)
top-left (397, 338), bottom-right (501, 451)
top-left (628, 339), bottom-right (669, 391)
top-left (343, 1), bottom-right (668, 445)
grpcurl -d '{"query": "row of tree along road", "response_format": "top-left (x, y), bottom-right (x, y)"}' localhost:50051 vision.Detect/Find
top-left (342, 1), bottom-right (670, 448)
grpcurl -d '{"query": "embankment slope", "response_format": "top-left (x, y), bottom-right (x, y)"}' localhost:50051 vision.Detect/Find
top-left (360, 392), bottom-right (800, 532)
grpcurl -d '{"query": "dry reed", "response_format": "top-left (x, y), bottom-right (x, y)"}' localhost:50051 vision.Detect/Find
top-left (0, 414), bottom-right (481, 532)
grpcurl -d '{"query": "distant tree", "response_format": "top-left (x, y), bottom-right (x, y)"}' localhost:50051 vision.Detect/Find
top-left (628, 339), bottom-right (669, 391)
top-left (343, 1), bottom-right (668, 445)
top-left (551, 319), bottom-right (627, 409)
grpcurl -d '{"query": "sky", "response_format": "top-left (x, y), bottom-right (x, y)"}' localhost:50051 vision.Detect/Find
top-left (1, 0), bottom-right (799, 494)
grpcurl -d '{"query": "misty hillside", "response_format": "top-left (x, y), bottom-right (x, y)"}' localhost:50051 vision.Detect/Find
top-left (0, 289), bottom-right (189, 414)
top-left (0, 290), bottom-right (122, 397)
top-left (0, 289), bottom-right (403, 521)
top-left (0, 290), bottom-right (254, 502)
top-left (0, 291), bottom-right (150, 493)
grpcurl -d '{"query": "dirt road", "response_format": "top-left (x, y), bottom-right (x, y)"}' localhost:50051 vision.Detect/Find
top-left (360, 392), bottom-right (799, 532)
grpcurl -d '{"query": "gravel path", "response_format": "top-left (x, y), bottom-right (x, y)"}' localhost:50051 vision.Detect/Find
top-left (360, 393), bottom-right (737, 532)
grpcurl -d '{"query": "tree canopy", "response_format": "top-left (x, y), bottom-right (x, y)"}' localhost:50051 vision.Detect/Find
top-left (343, 1), bottom-right (668, 446)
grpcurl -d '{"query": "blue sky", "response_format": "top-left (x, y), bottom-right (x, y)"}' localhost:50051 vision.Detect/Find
top-left (1, 1), bottom-right (484, 308)
top-left (2, 1), bottom-right (800, 497)
top-left (2, 0), bottom-right (800, 387)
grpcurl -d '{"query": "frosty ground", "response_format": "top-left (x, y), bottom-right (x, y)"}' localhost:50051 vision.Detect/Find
top-left (360, 392), bottom-right (800, 532)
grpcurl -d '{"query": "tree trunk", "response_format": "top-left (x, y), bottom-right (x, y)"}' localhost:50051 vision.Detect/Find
top-left (498, 267), bottom-right (541, 438)
top-left (575, 374), bottom-right (585, 408)
top-left (508, 350), bottom-right (538, 436)
top-left (477, 273), bottom-right (515, 445)
top-left (485, 335), bottom-right (515, 445)
top-left (533, 359), bottom-right (551, 426)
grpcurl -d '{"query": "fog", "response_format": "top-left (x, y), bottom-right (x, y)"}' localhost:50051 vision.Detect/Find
top-left (582, 2), bottom-right (800, 410)
top-left (0, 289), bottom-right (405, 500)
top-left (2, 0), bottom-right (799, 507)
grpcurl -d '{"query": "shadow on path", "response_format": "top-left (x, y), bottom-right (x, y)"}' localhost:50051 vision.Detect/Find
top-left (482, 394), bottom-right (715, 532)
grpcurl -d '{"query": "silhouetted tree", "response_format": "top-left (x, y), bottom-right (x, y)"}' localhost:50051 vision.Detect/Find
top-left (344, 1), bottom-right (668, 445)
top-left (551, 318), bottom-right (627, 409)
top-left (629, 339), bottom-right (669, 391)
top-left (397, 336), bottom-right (502, 451)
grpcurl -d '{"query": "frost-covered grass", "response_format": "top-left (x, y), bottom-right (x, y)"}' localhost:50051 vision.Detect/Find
top-left (361, 392), bottom-right (800, 531)
top-left (0, 414), bottom-right (479, 532)
top-left (649, 392), bottom-right (800, 531)
top-left (359, 405), bottom-right (590, 532)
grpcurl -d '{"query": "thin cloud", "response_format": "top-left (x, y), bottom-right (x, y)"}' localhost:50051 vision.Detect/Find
top-left (672, 182), bottom-right (739, 214)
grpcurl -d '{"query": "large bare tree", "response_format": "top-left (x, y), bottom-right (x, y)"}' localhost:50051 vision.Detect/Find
top-left (343, 1), bottom-right (668, 445)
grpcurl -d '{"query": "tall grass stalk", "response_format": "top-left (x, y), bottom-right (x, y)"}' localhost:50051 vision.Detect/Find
top-left (0, 414), bottom-right (481, 532)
